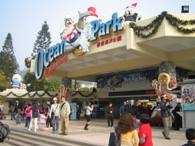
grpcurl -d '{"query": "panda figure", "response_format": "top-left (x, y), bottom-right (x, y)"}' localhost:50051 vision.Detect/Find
top-left (124, 3), bottom-right (141, 22)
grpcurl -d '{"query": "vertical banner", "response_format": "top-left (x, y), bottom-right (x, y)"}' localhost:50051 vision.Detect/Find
top-left (181, 84), bottom-right (193, 101)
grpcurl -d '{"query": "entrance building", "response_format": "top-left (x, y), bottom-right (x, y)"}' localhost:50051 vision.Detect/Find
top-left (30, 11), bottom-right (195, 117)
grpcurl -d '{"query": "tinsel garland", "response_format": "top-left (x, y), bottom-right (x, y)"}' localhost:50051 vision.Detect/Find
top-left (129, 11), bottom-right (195, 38)
top-left (71, 88), bottom-right (97, 97)
top-left (0, 90), bottom-right (57, 98)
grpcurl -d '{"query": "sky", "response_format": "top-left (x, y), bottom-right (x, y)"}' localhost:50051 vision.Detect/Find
top-left (0, 0), bottom-right (195, 70)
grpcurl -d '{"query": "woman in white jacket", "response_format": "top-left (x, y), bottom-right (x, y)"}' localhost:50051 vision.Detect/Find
top-left (84, 102), bottom-right (93, 130)
top-left (50, 97), bottom-right (60, 133)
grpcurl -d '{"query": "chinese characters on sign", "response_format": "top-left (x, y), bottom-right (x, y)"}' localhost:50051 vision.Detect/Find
top-left (96, 35), bottom-right (122, 48)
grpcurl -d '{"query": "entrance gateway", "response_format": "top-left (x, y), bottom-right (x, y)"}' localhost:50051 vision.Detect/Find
top-left (30, 8), bottom-right (195, 114)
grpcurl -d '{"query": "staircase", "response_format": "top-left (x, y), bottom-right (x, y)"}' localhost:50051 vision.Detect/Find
top-left (4, 128), bottom-right (100, 146)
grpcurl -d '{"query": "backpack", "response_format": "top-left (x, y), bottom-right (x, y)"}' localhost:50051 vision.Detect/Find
top-left (108, 132), bottom-right (120, 146)
top-left (0, 121), bottom-right (10, 142)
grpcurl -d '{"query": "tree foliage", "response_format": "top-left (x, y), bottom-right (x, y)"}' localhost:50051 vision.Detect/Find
top-left (25, 21), bottom-right (51, 68)
top-left (0, 71), bottom-right (9, 91)
top-left (0, 33), bottom-right (18, 81)
top-left (23, 71), bottom-right (60, 92)
top-left (33, 21), bottom-right (51, 54)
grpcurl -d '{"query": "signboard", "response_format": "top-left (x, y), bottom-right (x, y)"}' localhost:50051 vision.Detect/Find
top-left (181, 84), bottom-right (195, 103)
top-left (34, 12), bottom-right (124, 80)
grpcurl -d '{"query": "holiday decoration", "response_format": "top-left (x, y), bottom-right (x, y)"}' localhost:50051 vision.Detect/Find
top-left (129, 11), bottom-right (195, 38)
top-left (60, 6), bottom-right (101, 56)
top-left (152, 62), bottom-right (177, 100)
top-left (11, 74), bottom-right (22, 88)
top-left (124, 3), bottom-right (141, 22)
top-left (0, 90), bottom-right (57, 98)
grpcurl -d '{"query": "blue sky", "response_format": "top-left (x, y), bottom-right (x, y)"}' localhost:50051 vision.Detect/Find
top-left (0, 0), bottom-right (194, 70)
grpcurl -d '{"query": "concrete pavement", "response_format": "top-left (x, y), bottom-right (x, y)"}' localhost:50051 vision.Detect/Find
top-left (0, 118), bottom-right (186, 146)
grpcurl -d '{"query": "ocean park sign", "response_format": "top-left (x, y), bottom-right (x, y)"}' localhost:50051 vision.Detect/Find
top-left (91, 13), bottom-right (123, 40)
top-left (35, 12), bottom-right (124, 80)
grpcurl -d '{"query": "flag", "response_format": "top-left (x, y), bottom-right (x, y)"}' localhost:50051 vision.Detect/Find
top-left (131, 2), bottom-right (137, 8)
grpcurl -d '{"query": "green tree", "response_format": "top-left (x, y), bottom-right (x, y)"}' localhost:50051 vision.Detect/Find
top-left (23, 71), bottom-right (60, 92)
top-left (44, 79), bottom-right (61, 91)
top-left (33, 21), bottom-right (51, 54)
top-left (23, 72), bottom-right (45, 92)
top-left (0, 71), bottom-right (9, 91)
top-left (0, 33), bottom-right (18, 81)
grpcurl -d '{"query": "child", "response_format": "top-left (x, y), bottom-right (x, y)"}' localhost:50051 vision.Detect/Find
top-left (182, 128), bottom-right (195, 146)
top-left (138, 114), bottom-right (153, 146)
top-left (39, 113), bottom-right (47, 129)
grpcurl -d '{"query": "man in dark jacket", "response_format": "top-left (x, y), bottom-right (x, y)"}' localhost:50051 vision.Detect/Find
top-left (182, 128), bottom-right (195, 146)
top-left (172, 102), bottom-right (182, 130)
top-left (131, 99), bottom-right (145, 119)
top-left (14, 100), bottom-right (23, 124)
top-left (106, 102), bottom-right (114, 127)
top-left (160, 94), bottom-right (172, 140)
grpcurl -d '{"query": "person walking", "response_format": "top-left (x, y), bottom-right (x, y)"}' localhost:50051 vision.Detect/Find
top-left (29, 100), bottom-right (39, 132)
top-left (115, 113), bottom-right (139, 146)
top-left (138, 114), bottom-right (153, 146)
top-left (131, 99), bottom-right (145, 120)
top-left (84, 102), bottom-right (93, 130)
top-left (119, 101), bottom-right (128, 116)
top-left (160, 94), bottom-right (172, 140)
top-left (50, 97), bottom-right (60, 133)
top-left (24, 103), bottom-right (32, 129)
top-left (45, 101), bottom-right (52, 128)
top-left (106, 102), bottom-right (114, 127)
top-left (14, 99), bottom-right (23, 124)
top-left (59, 96), bottom-right (70, 135)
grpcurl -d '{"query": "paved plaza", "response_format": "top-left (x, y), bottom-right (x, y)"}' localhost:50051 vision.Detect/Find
top-left (0, 117), bottom-right (187, 146)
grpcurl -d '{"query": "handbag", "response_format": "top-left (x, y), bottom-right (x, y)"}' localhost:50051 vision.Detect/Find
top-left (51, 104), bottom-right (59, 119)
top-left (51, 112), bottom-right (54, 119)
top-left (108, 132), bottom-right (120, 146)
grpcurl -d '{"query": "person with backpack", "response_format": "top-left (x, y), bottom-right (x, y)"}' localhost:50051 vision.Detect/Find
top-left (50, 97), bottom-right (60, 133)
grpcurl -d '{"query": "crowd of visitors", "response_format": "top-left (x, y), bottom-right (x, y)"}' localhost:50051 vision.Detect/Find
top-left (7, 93), bottom-right (193, 146)
top-left (8, 97), bottom-right (71, 135)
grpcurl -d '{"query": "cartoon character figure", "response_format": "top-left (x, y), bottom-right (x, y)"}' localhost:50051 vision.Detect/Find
top-left (82, 7), bottom-right (100, 40)
top-left (60, 15), bottom-right (84, 52)
top-left (60, 15), bottom-right (78, 43)
top-left (60, 7), bottom-right (100, 55)
top-left (152, 73), bottom-right (177, 100)
top-left (124, 3), bottom-right (141, 22)
top-left (152, 62), bottom-right (177, 100)
top-left (11, 74), bottom-right (22, 88)
top-left (77, 6), bottom-right (100, 53)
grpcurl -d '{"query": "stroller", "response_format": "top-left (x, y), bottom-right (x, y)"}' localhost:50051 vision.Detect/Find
top-left (0, 121), bottom-right (10, 142)
top-left (0, 111), bottom-right (6, 120)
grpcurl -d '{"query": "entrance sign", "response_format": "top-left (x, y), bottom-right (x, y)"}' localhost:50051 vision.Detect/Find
top-left (35, 41), bottom-right (67, 80)
top-left (35, 12), bottom-right (124, 80)
top-left (91, 13), bottom-right (123, 40)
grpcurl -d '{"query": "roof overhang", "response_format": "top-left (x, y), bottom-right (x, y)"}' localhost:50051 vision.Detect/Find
top-left (30, 13), bottom-right (195, 81)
